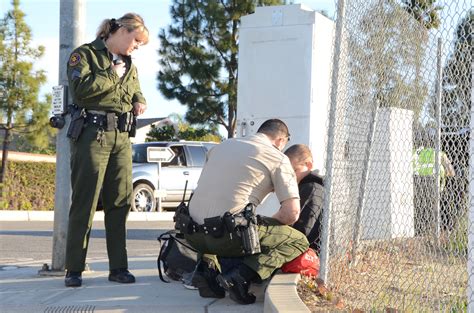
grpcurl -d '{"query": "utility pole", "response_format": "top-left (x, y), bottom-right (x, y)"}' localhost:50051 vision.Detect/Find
top-left (45, 0), bottom-right (85, 274)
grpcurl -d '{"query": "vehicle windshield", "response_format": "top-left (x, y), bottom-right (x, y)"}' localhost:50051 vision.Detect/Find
top-left (132, 143), bottom-right (168, 163)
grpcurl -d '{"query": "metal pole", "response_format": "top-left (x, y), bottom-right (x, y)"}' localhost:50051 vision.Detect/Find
top-left (157, 162), bottom-right (162, 212)
top-left (50, 0), bottom-right (85, 273)
top-left (319, 0), bottom-right (346, 284)
top-left (433, 37), bottom-right (443, 241)
top-left (467, 57), bottom-right (474, 313)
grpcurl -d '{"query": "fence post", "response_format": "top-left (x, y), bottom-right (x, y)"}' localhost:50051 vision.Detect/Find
top-left (433, 37), bottom-right (443, 242)
top-left (468, 59), bottom-right (474, 312)
top-left (351, 106), bottom-right (378, 264)
top-left (319, 0), bottom-right (346, 284)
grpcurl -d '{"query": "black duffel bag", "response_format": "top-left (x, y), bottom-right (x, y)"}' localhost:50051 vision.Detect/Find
top-left (157, 230), bottom-right (198, 283)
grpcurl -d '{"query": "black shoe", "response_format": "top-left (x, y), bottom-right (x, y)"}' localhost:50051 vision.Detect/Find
top-left (65, 271), bottom-right (82, 287)
top-left (108, 268), bottom-right (136, 284)
top-left (216, 269), bottom-right (256, 305)
top-left (191, 264), bottom-right (226, 298)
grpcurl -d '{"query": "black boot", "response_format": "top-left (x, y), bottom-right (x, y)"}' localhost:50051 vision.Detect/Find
top-left (216, 268), bottom-right (256, 305)
top-left (65, 271), bottom-right (82, 287)
top-left (108, 268), bottom-right (136, 284)
top-left (191, 260), bottom-right (225, 298)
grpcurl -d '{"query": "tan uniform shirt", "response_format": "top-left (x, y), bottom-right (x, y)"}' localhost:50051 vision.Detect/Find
top-left (189, 133), bottom-right (299, 224)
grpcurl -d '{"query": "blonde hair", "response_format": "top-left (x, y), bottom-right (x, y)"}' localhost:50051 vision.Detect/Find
top-left (96, 13), bottom-right (149, 44)
top-left (284, 144), bottom-right (313, 165)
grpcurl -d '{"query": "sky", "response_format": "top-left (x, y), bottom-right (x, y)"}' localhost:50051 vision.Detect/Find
top-left (0, 0), bottom-right (336, 120)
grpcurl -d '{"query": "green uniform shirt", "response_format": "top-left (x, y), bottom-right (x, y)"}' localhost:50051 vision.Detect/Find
top-left (413, 147), bottom-right (446, 178)
top-left (67, 37), bottom-right (146, 114)
top-left (413, 147), bottom-right (453, 190)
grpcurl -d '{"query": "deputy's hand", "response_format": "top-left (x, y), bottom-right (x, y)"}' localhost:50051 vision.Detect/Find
top-left (133, 102), bottom-right (147, 116)
top-left (112, 60), bottom-right (126, 78)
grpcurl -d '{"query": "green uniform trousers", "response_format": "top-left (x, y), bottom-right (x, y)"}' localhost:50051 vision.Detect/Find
top-left (185, 217), bottom-right (309, 280)
top-left (65, 125), bottom-right (132, 272)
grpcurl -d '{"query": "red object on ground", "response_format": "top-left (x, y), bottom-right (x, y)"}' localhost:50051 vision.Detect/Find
top-left (281, 248), bottom-right (320, 277)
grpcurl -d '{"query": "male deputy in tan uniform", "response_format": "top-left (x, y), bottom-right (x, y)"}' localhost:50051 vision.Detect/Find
top-left (185, 119), bottom-right (309, 304)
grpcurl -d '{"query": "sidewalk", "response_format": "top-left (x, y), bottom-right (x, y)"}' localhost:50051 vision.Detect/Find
top-left (0, 211), bottom-right (309, 313)
top-left (0, 255), bottom-right (266, 313)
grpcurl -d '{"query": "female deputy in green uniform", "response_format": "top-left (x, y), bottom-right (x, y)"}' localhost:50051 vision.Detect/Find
top-left (64, 13), bottom-right (149, 287)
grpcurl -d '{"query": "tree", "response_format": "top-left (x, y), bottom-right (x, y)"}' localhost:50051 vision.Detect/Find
top-left (147, 124), bottom-right (176, 142)
top-left (437, 10), bottom-right (473, 238)
top-left (158, 0), bottom-right (284, 138)
top-left (347, 0), bottom-right (441, 120)
top-left (0, 0), bottom-right (53, 186)
top-left (441, 9), bottom-right (473, 132)
top-left (401, 0), bottom-right (441, 128)
top-left (401, 0), bottom-right (442, 29)
top-left (14, 94), bottom-right (56, 154)
top-left (146, 114), bottom-right (222, 142)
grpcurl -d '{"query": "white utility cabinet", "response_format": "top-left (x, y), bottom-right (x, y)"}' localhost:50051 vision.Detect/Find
top-left (235, 4), bottom-right (335, 216)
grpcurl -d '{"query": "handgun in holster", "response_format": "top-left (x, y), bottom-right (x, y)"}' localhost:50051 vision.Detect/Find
top-left (223, 203), bottom-right (261, 255)
top-left (67, 105), bottom-right (86, 142)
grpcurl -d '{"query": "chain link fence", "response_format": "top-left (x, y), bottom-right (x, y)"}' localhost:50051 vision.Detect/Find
top-left (320, 0), bottom-right (472, 311)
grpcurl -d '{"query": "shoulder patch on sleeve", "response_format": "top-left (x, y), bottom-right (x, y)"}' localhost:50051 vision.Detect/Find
top-left (68, 52), bottom-right (81, 66)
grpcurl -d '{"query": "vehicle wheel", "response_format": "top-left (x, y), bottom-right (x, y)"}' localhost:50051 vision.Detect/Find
top-left (132, 183), bottom-right (156, 212)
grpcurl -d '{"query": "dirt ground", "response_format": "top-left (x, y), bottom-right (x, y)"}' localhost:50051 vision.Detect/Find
top-left (297, 238), bottom-right (467, 312)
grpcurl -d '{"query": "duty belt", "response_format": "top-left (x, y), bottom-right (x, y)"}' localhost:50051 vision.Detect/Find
top-left (174, 205), bottom-right (261, 255)
top-left (85, 111), bottom-right (134, 133)
top-left (85, 112), bottom-right (117, 131)
top-left (175, 209), bottom-right (255, 237)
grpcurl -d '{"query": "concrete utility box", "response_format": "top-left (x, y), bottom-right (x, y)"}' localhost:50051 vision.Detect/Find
top-left (360, 108), bottom-right (415, 240)
top-left (236, 4), bottom-right (335, 216)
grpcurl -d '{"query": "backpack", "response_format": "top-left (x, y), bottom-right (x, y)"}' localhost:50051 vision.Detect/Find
top-left (157, 230), bottom-right (199, 283)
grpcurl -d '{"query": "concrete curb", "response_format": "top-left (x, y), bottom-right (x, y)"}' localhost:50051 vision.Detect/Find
top-left (264, 272), bottom-right (310, 313)
top-left (0, 210), bottom-right (175, 222)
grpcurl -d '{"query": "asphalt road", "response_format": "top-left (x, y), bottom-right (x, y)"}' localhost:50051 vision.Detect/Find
top-left (0, 220), bottom-right (174, 268)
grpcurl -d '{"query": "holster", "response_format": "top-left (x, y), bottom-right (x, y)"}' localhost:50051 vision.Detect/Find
top-left (224, 204), bottom-right (261, 255)
top-left (239, 211), bottom-right (261, 255)
top-left (223, 212), bottom-right (248, 231)
top-left (67, 106), bottom-right (86, 142)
